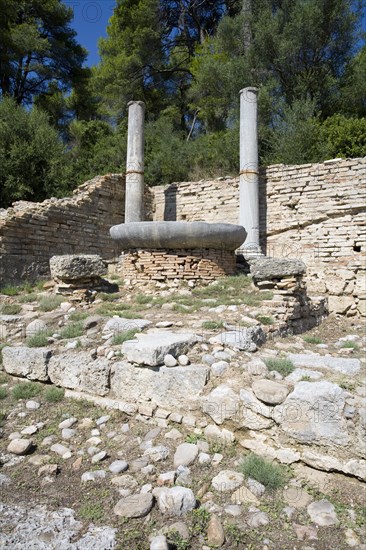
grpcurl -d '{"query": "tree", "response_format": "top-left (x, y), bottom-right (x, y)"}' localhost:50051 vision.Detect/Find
top-left (0, 0), bottom-right (86, 105)
top-left (0, 97), bottom-right (69, 208)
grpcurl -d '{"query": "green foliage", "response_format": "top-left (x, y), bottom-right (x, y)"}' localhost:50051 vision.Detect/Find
top-left (0, 285), bottom-right (20, 296)
top-left (319, 114), bottom-right (366, 159)
top-left (0, 304), bottom-right (21, 315)
top-left (0, 387), bottom-right (7, 400)
top-left (60, 322), bottom-right (84, 339)
top-left (112, 329), bottom-right (139, 345)
top-left (0, 0), bottom-right (86, 105)
top-left (78, 502), bottom-right (104, 522)
top-left (303, 335), bottom-right (322, 344)
top-left (18, 293), bottom-right (39, 303)
top-left (0, 98), bottom-right (69, 208)
top-left (341, 340), bottom-right (359, 350)
top-left (189, 507), bottom-right (211, 537)
top-left (256, 315), bottom-right (274, 326)
top-left (38, 295), bottom-right (63, 312)
top-left (239, 453), bottom-right (287, 491)
top-left (12, 381), bottom-right (43, 400)
top-left (68, 311), bottom-right (89, 321)
top-left (202, 320), bottom-right (225, 330)
top-left (26, 330), bottom-right (50, 348)
top-left (44, 386), bottom-right (65, 402)
top-left (265, 357), bottom-right (295, 376)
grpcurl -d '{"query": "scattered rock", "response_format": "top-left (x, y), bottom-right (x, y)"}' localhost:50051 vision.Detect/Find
top-left (207, 514), bottom-right (225, 547)
top-left (173, 443), bottom-right (199, 468)
top-left (252, 379), bottom-right (289, 405)
top-left (156, 487), bottom-right (196, 516)
top-left (211, 470), bottom-right (244, 492)
top-left (114, 493), bottom-right (154, 518)
top-left (7, 438), bottom-right (33, 455)
top-left (164, 354), bottom-right (178, 367)
top-left (122, 331), bottom-right (198, 367)
top-left (307, 500), bottom-right (339, 526)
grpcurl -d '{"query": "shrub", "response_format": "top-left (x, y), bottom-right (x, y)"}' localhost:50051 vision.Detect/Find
top-left (303, 335), bottom-right (322, 344)
top-left (60, 322), bottom-right (84, 339)
top-left (38, 295), bottom-right (63, 312)
top-left (202, 320), bottom-right (224, 330)
top-left (0, 304), bottom-right (21, 315)
top-left (265, 357), bottom-right (295, 376)
top-left (68, 311), bottom-right (89, 321)
top-left (256, 315), bottom-right (274, 325)
top-left (0, 387), bottom-right (7, 399)
top-left (341, 341), bottom-right (359, 350)
top-left (239, 453), bottom-right (287, 491)
top-left (12, 381), bottom-right (43, 399)
top-left (0, 286), bottom-right (19, 296)
top-left (44, 386), bottom-right (65, 402)
top-left (112, 329), bottom-right (139, 345)
top-left (26, 331), bottom-right (50, 347)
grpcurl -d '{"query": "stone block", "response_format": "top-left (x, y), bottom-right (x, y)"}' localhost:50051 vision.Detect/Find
top-left (49, 255), bottom-right (107, 281)
top-left (122, 331), bottom-right (198, 366)
top-left (48, 352), bottom-right (110, 396)
top-left (2, 346), bottom-right (52, 381)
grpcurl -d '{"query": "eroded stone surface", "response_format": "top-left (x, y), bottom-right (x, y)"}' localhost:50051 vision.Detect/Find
top-left (48, 352), bottom-right (110, 396)
top-left (122, 331), bottom-right (198, 366)
top-left (2, 347), bottom-right (52, 381)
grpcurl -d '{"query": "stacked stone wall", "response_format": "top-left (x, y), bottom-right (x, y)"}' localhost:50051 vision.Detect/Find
top-left (120, 248), bottom-right (237, 284)
top-left (0, 175), bottom-right (126, 285)
top-left (153, 158), bottom-right (366, 316)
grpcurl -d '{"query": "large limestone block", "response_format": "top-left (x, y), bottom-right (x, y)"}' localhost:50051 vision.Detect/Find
top-left (202, 384), bottom-right (241, 425)
top-left (2, 346), bottom-right (52, 381)
top-left (287, 353), bottom-right (361, 375)
top-left (209, 326), bottom-right (265, 352)
top-left (250, 258), bottom-right (306, 281)
top-left (49, 255), bottom-right (106, 281)
top-left (327, 295), bottom-right (354, 314)
top-left (121, 331), bottom-right (198, 366)
top-left (110, 361), bottom-right (209, 409)
top-left (273, 381), bottom-right (349, 447)
top-left (48, 352), bottom-right (110, 396)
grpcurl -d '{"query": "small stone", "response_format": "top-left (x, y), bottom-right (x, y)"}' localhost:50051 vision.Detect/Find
top-left (169, 412), bottom-right (183, 424)
top-left (174, 443), bottom-right (199, 468)
top-left (109, 460), bottom-right (128, 474)
top-left (92, 451), bottom-right (108, 464)
top-left (157, 471), bottom-right (176, 486)
top-left (156, 321), bottom-right (174, 328)
top-left (247, 478), bottom-right (266, 498)
top-left (164, 354), bottom-right (178, 367)
top-left (72, 457), bottom-right (83, 470)
top-left (161, 522), bottom-right (189, 540)
top-left (155, 408), bottom-right (170, 419)
top-left (114, 493), bottom-right (154, 518)
top-left (7, 438), bottom-right (33, 455)
top-left (211, 361), bottom-right (229, 377)
top-left (28, 454), bottom-right (50, 466)
top-left (91, 428), bottom-right (100, 436)
top-left (141, 465), bottom-right (156, 476)
top-left (198, 452), bottom-right (211, 465)
top-left (8, 432), bottom-right (21, 440)
top-left (143, 446), bottom-right (169, 462)
top-left (252, 379), bottom-right (289, 405)
top-left (0, 473), bottom-right (11, 486)
top-left (344, 528), bottom-right (361, 547)
top-left (81, 470), bottom-right (106, 482)
top-left (130, 457), bottom-right (149, 472)
top-left (59, 417), bottom-right (77, 429)
top-left (21, 425), bottom-right (38, 436)
top-left (178, 354), bottom-right (190, 366)
top-left (307, 500), bottom-right (339, 526)
top-left (212, 470), bottom-right (244, 492)
top-left (38, 464), bottom-right (58, 477)
top-left (26, 400), bottom-right (40, 410)
top-left (224, 504), bottom-right (242, 516)
top-left (212, 453), bottom-right (223, 466)
top-left (157, 487), bottom-right (196, 516)
top-left (293, 523), bottom-right (318, 541)
top-left (202, 354), bottom-right (215, 366)
top-left (247, 510), bottom-right (269, 528)
top-left (62, 428), bottom-right (76, 440)
top-left (111, 475), bottom-right (138, 491)
top-left (150, 535), bottom-right (168, 550)
top-left (165, 428), bottom-right (183, 441)
top-left (231, 486), bottom-right (260, 506)
top-left (50, 443), bottom-right (71, 459)
top-left (96, 415), bottom-right (110, 426)
top-left (214, 351), bottom-right (232, 362)
top-left (207, 514), bottom-right (225, 547)
top-left (86, 436), bottom-right (102, 446)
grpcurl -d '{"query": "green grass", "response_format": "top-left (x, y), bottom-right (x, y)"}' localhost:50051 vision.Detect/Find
top-left (256, 315), bottom-right (274, 325)
top-left (26, 330), bottom-right (51, 347)
top-left (239, 453), bottom-right (287, 491)
top-left (78, 502), bottom-right (104, 522)
top-left (38, 295), bottom-right (63, 312)
top-left (112, 329), bottom-right (139, 345)
top-left (0, 370), bottom-right (8, 382)
top-left (341, 340), bottom-right (359, 350)
top-left (68, 311), bottom-right (89, 321)
top-left (59, 322), bottom-right (84, 339)
top-left (96, 303), bottom-right (132, 316)
top-left (0, 285), bottom-right (20, 296)
top-left (98, 292), bottom-right (120, 302)
top-left (0, 303), bottom-right (22, 315)
top-left (135, 294), bottom-right (152, 305)
top-left (189, 508), bottom-right (211, 537)
top-left (114, 310), bottom-right (142, 319)
top-left (44, 386), bottom-right (65, 402)
top-left (303, 335), bottom-right (323, 344)
top-left (18, 293), bottom-right (39, 303)
top-left (12, 381), bottom-right (43, 400)
top-left (265, 357), bottom-right (295, 376)
top-left (202, 320), bottom-right (225, 330)
top-left (0, 387), bottom-right (7, 399)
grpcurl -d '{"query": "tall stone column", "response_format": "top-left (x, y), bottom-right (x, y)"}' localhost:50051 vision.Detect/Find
top-left (125, 101), bottom-right (145, 223)
top-left (239, 87), bottom-right (261, 257)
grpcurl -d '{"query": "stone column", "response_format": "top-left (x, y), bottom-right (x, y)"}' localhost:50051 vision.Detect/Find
top-left (239, 87), bottom-right (261, 257)
top-left (125, 101), bottom-right (145, 223)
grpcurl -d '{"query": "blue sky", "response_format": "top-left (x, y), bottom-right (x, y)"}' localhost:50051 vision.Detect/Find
top-left (65, 1), bottom-right (116, 66)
